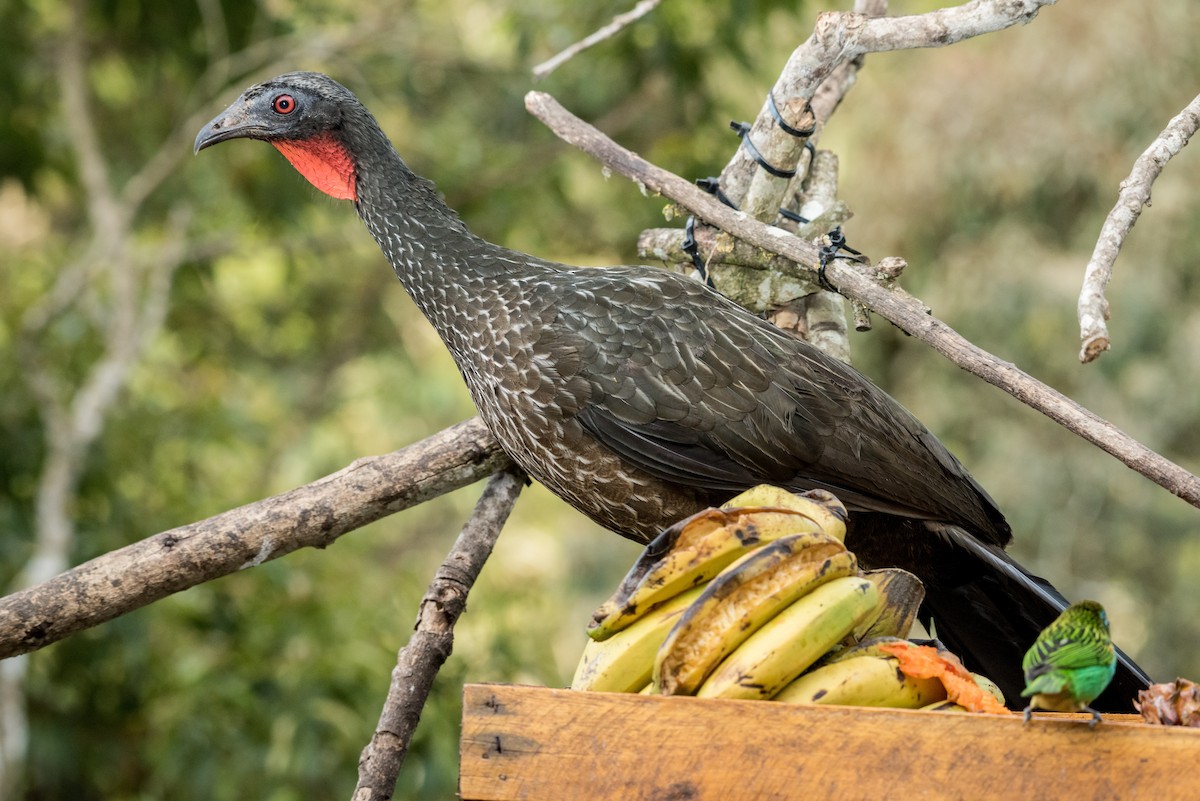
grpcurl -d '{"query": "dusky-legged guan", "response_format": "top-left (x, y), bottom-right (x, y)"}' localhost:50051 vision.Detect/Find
top-left (195, 72), bottom-right (1150, 708)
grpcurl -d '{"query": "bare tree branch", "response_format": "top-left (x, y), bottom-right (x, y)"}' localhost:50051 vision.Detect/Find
top-left (718, 0), bottom-right (1051, 217)
top-left (524, 89), bottom-right (1200, 509)
top-left (817, 0), bottom-right (1053, 58)
top-left (352, 466), bottom-right (526, 801)
top-left (0, 418), bottom-right (507, 660)
top-left (1078, 91), bottom-right (1200, 363)
top-left (531, 0), bottom-right (663, 81)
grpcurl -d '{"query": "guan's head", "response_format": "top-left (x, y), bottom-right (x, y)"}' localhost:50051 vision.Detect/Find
top-left (194, 71), bottom-right (383, 201)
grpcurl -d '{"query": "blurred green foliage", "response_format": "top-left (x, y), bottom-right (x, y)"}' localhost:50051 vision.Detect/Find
top-left (1, 0), bottom-right (1198, 798)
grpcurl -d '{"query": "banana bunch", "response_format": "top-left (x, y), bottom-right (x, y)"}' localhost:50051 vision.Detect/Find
top-left (571, 485), bottom-right (1007, 713)
top-left (587, 485), bottom-right (847, 641)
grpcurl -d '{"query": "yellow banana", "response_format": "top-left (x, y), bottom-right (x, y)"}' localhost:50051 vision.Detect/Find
top-left (571, 586), bottom-right (705, 693)
top-left (720, 485), bottom-right (847, 541)
top-left (654, 532), bottom-right (855, 695)
top-left (775, 652), bottom-right (948, 707)
top-left (851, 568), bottom-right (925, 641)
top-left (588, 495), bottom-right (844, 641)
top-left (696, 576), bottom-right (881, 700)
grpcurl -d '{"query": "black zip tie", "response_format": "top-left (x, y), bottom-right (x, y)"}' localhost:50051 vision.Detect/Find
top-left (695, 177), bottom-right (739, 210)
top-left (778, 208), bottom-right (811, 225)
top-left (682, 216), bottom-right (714, 288)
top-left (730, 121), bottom-right (796, 179)
top-left (817, 226), bottom-right (868, 290)
top-left (767, 93), bottom-right (816, 139)
top-left (830, 229), bottom-right (867, 263)
top-left (698, 176), bottom-right (810, 225)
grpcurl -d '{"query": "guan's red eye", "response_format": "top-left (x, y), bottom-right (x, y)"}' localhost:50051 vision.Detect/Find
top-left (272, 94), bottom-right (296, 114)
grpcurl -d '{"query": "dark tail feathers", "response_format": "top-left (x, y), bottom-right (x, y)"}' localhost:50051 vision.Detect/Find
top-left (922, 526), bottom-right (1150, 712)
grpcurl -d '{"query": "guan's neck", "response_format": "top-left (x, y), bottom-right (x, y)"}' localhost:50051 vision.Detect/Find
top-left (346, 124), bottom-right (550, 358)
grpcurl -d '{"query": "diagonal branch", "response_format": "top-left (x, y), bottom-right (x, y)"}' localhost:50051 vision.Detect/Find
top-left (1078, 91), bottom-right (1200, 364)
top-left (351, 465), bottom-right (526, 801)
top-left (0, 418), bottom-right (507, 660)
top-left (524, 90), bottom-right (1200, 510)
top-left (531, 0), bottom-right (663, 80)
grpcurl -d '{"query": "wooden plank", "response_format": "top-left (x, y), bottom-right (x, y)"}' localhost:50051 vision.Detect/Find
top-left (460, 684), bottom-right (1200, 801)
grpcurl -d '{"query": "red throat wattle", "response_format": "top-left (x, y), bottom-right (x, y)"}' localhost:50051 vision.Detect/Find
top-left (272, 132), bottom-right (357, 200)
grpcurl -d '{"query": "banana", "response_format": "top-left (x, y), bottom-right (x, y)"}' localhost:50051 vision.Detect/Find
top-left (695, 575), bottom-right (881, 700)
top-left (851, 568), bottom-right (925, 642)
top-left (774, 653), bottom-right (948, 708)
top-left (571, 586), bottom-right (705, 693)
top-left (588, 491), bottom-right (846, 641)
top-left (720, 485), bottom-right (848, 541)
top-left (654, 532), bottom-right (855, 695)
top-left (971, 672), bottom-right (1005, 707)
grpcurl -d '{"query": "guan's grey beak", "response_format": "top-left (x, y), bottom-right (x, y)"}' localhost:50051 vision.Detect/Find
top-left (194, 99), bottom-right (265, 154)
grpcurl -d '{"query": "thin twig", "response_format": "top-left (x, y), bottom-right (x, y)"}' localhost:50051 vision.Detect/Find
top-left (524, 90), bottom-right (1200, 509)
top-left (532, 0), bottom-right (663, 80)
top-left (351, 466), bottom-right (526, 801)
top-left (0, 418), bottom-right (507, 659)
top-left (1078, 91), bottom-right (1200, 363)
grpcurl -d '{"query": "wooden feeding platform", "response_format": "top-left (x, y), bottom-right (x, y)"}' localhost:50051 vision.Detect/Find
top-left (459, 683), bottom-right (1199, 800)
